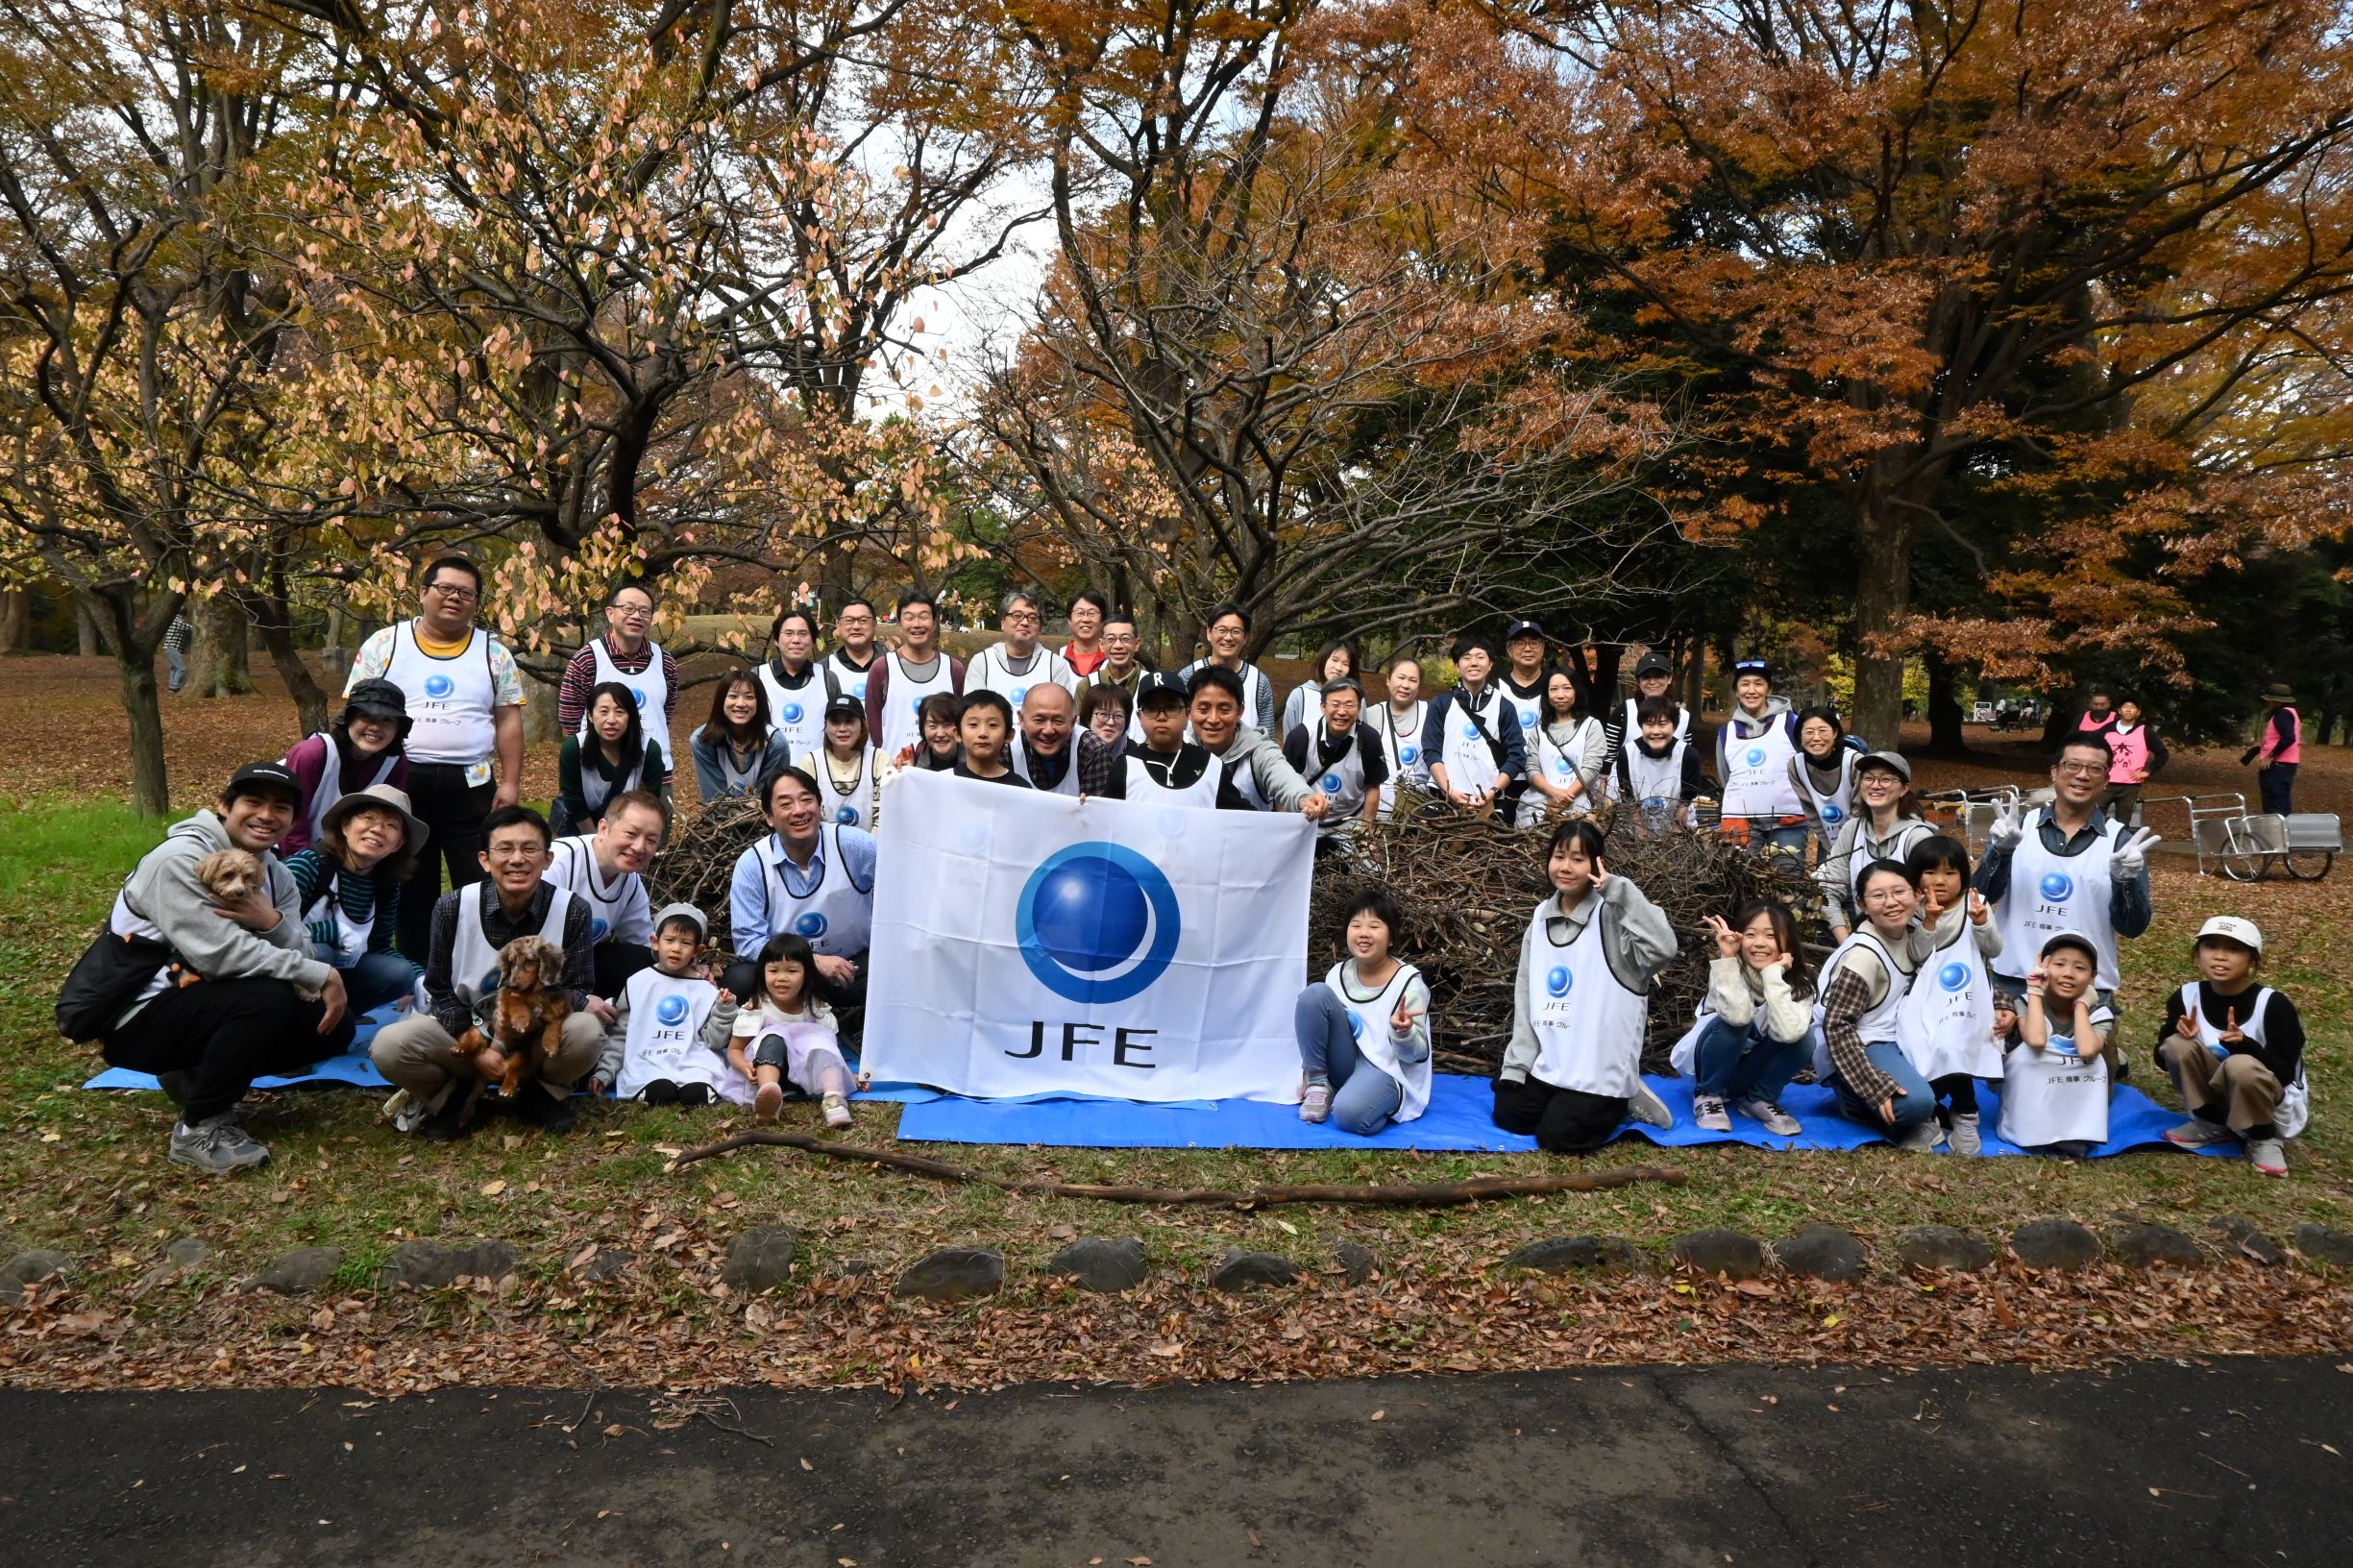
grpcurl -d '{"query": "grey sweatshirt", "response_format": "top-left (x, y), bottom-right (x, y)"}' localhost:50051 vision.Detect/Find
top-left (1212, 723), bottom-right (1315, 811)
top-left (1500, 876), bottom-right (1678, 1083)
top-left (113, 811), bottom-right (331, 1025)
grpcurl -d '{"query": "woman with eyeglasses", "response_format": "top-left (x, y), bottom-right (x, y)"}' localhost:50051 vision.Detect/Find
top-left (1815, 750), bottom-right (1934, 942)
top-left (557, 582), bottom-right (677, 786)
top-left (1814, 859), bottom-right (1940, 1144)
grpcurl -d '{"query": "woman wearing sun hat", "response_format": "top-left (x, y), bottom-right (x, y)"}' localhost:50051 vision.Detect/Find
top-left (2247, 683), bottom-right (2301, 816)
top-left (281, 783), bottom-right (431, 1017)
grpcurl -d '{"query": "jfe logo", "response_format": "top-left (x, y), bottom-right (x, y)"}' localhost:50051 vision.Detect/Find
top-left (1015, 842), bottom-right (1180, 1005)
top-left (1938, 962), bottom-right (1970, 992)
top-left (1745, 747), bottom-right (1766, 768)
top-left (423, 674), bottom-right (454, 699)
top-left (2039, 871), bottom-right (2074, 903)
top-left (781, 701), bottom-right (804, 723)
top-left (629, 686), bottom-right (648, 709)
top-left (794, 912), bottom-right (828, 939)
top-left (1545, 965), bottom-right (1573, 998)
top-left (654, 993), bottom-right (691, 1026)
top-left (834, 806), bottom-right (858, 824)
top-left (1321, 772), bottom-right (1343, 794)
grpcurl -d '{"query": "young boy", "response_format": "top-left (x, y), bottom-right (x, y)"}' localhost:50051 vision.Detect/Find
top-left (2158, 916), bottom-right (2307, 1176)
top-left (952, 690), bottom-right (1031, 788)
top-left (1281, 676), bottom-right (1387, 845)
top-left (1608, 696), bottom-right (1712, 830)
top-left (591, 903), bottom-right (742, 1106)
top-left (1124, 671), bottom-right (1252, 807)
top-left (1999, 930), bottom-right (2112, 1156)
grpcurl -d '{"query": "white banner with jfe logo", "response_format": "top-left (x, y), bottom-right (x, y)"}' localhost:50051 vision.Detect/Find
top-left (861, 769), bottom-right (1315, 1102)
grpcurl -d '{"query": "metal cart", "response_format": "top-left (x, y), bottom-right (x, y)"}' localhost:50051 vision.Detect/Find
top-left (1917, 785), bottom-right (2025, 857)
top-left (2147, 793), bottom-right (2341, 882)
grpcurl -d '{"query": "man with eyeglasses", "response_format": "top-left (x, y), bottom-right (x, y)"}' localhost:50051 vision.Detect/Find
top-left (1977, 734), bottom-right (2162, 1019)
top-left (344, 555), bottom-right (526, 959)
top-left (556, 582), bottom-right (678, 787)
top-left (967, 589), bottom-right (1079, 708)
top-left (824, 597), bottom-right (880, 702)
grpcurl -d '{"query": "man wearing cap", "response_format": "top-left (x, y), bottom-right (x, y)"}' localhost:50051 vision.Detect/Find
top-left (1716, 657), bottom-right (1807, 854)
top-left (1010, 681), bottom-right (1123, 796)
top-left (2247, 682), bottom-right (2301, 816)
top-left (280, 678), bottom-right (413, 857)
top-left (2157, 916), bottom-right (2308, 1177)
top-left (1978, 734), bottom-right (2159, 1012)
top-left (545, 789), bottom-right (666, 1005)
top-left (556, 581), bottom-right (678, 786)
top-left (282, 783), bottom-right (431, 1016)
top-left (1123, 671), bottom-right (1254, 807)
top-left (372, 804), bottom-right (601, 1141)
top-left (1282, 676), bottom-right (1388, 845)
top-left (1497, 620), bottom-right (1553, 762)
top-left (90, 763), bottom-right (354, 1174)
top-left (1605, 649), bottom-right (1687, 772)
top-left (344, 555), bottom-right (527, 960)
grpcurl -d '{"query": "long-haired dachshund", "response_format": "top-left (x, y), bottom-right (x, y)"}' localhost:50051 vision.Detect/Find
top-left (452, 936), bottom-right (570, 1125)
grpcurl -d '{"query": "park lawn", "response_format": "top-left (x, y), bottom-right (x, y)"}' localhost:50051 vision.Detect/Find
top-left (2, 794), bottom-right (2348, 1342)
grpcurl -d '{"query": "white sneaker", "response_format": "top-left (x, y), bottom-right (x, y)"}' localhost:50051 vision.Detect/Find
top-left (2247, 1138), bottom-right (2288, 1177)
top-left (1735, 1097), bottom-right (1802, 1137)
top-left (2165, 1118), bottom-right (2232, 1148)
top-left (1298, 1082), bottom-right (1334, 1124)
top-left (1625, 1081), bottom-right (1674, 1130)
top-left (1948, 1111), bottom-right (1983, 1156)
top-left (821, 1091), bottom-right (852, 1130)
top-left (1896, 1119), bottom-right (1947, 1153)
top-left (1691, 1094), bottom-right (1732, 1133)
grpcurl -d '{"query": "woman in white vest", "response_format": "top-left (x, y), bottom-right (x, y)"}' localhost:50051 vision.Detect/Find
top-left (2157, 917), bottom-right (2307, 1177)
top-left (1999, 931), bottom-right (2113, 1155)
top-left (1899, 836), bottom-right (2004, 1155)
top-left (1519, 671), bottom-right (1607, 827)
top-left (1293, 889), bottom-right (1432, 1134)
top-left (1491, 820), bottom-right (1678, 1152)
top-left (1374, 654), bottom-right (1429, 818)
top-left (723, 766), bottom-right (878, 1010)
top-left (282, 784), bottom-right (429, 1016)
top-left (1816, 751), bottom-right (1934, 940)
top-left (1814, 859), bottom-right (1939, 1145)
top-left (1666, 899), bottom-right (1812, 1137)
top-left (1789, 707), bottom-right (1858, 860)
top-left (281, 677), bottom-right (412, 857)
top-left (1605, 649), bottom-right (1688, 773)
top-left (553, 681), bottom-right (667, 838)
top-left (756, 608), bottom-right (830, 764)
top-left (688, 670), bottom-right (794, 803)
top-left (1716, 657), bottom-right (1806, 854)
top-left (797, 694), bottom-right (882, 829)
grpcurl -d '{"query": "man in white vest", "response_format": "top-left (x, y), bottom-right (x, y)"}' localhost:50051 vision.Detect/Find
top-left (864, 590), bottom-right (967, 761)
top-left (545, 790), bottom-right (666, 1003)
top-left (1715, 656), bottom-right (1807, 854)
top-left (343, 555), bottom-right (526, 959)
top-left (724, 766), bottom-right (880, 1010)
top-left (966, 589), bottom-right (1079, 707)
top-left (372, 804), bottom-right (602, 1142)
top-left (1010, 682), bottom-right (1122, 796)
top-left (1978, 734), bottom-right (2160, 1019)
top-left (556, 581), bottom-right (677, 784)
top-left (824, 596), bottom-right (880, 701)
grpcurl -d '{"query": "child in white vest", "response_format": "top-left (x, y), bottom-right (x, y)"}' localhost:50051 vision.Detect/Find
top-left (716, 930), bottom-right (853, 1128)
top-left (2000, 931), bottom-right (2113, 1157)
top-left (2157, 916), bottom-right (2307, 1177)
top-left (592, 904), bottom-right (745, 1107)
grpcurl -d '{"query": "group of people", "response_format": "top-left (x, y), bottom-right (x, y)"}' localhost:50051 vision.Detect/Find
top-left (75, 560), bottom-right (2308, 1186)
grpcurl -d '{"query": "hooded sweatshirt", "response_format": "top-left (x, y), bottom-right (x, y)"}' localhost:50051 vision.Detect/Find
top-left (110, 810), bottom-right (331, 1026)
top-left (1210, 723), bottom-right (1316, 811)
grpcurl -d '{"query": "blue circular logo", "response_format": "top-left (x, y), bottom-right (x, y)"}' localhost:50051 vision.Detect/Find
top-left (590, 916), bottom-right (610, 942)
top-left (1400, 746), bottom-right (1419, 765)
top-left (1519, 710), bottom-right (1537, 730)
top-left (1545, 965), bottom-right (1572, 998)
top-left (478, 967), bottom-right (502, 996)
top-left (1346, 1010), bottom-right (1365, 1041)
top-left (2039, 871), bottom-right (2074, 902)
top-left (629, 685), bottom-right (648, 709)
top-left (1010, 685), bottom-right (1029, 708)
top-left (1745, 747), bottom-right (1767, 768)
top-left (1460, 723), bottom-right (1479, 740)
top-left (1821, 802), bottom-right (1844, 823)
top-left (1938, 962), bottom-right (1970, 992)
top-left (833, 805), bottom-right (857, 824)
top-left (654, 993), bottom-right (690, 1026)
top-left (423, 674), bottom-right (454, 699)
top-left (1015, 842), bottom-right (1182, 1004)
top-left (794, 911), bottom-right (827, 939)
top-left (1321, 772), bottom-right (1343, 793)
top-left (781, 701), bottom-right (804, 724)
top-left (911, 697), bottom-right (925, 717)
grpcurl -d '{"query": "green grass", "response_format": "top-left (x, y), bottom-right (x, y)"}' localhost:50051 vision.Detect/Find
top-left (0, 797), bottom-right (2347, 1321)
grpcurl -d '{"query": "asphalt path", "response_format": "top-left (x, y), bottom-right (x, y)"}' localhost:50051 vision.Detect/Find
top-left (5, 1359), bottom-right (2349, 1566)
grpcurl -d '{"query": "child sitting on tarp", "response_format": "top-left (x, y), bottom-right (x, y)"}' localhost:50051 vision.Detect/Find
top-left (1294, 889), bottom-right (1431, 1135)
top-left (1999, 931), bottom-right (2112, 1157)
top-left (592, 903), bottom-right (747, 1107)
top-left (2158, 917), bottom-right (2308, 1178)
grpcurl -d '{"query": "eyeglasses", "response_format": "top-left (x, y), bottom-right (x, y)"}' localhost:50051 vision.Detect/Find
top-left (1003, 611), bottom-right (1041, 625)
top-left (2055, 762), bottom-right (2109, 778)
top-left (1863, 888), bottom-right (1914, 905)
top-left (426, 581), bottom-right (478, 602)
top-left (607, 601), bottom-right (651, 618)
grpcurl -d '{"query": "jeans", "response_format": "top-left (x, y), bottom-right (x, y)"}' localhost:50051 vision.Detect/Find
top-left (397, 763), bottom-right (495, 962)
top-left (164, 645), bottom-right (186, 693)
top-left (1690, 1017), bottom-right (1808, 1105)
top-left (1734, 821), bottom-right (1810, 858)
top-left (1293, 986), bottom-right (1405, 1136)
top-left (2259, 763), bottom-right (2296, 817)
top-left (1827, 1041), bottom-right (1939, 1131)
top-left (101, 977), bottom-right (355, 1123)
top-left (339, 949), bottom-right (421, 1018)
top-left (1492, 1075), bottom-right (1626, 1153)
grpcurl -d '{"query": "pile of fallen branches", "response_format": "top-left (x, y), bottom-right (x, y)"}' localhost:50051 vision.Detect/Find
top-left (1310, 794), bottom-right (1820, 1074)
top-left (649, 794), bottom-right (767, 953)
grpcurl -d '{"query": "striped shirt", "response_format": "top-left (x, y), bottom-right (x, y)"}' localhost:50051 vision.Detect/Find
top-left (282, 847), bottom-right (416, 970)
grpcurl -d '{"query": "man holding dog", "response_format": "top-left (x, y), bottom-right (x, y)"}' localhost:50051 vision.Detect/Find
top-left (371, 804), bottom-right (602, 1141)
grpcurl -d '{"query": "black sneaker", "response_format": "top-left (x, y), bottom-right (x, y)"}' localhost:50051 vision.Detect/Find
top-left (513, 1085), bottom-right (578, 1135)
top-left (419, 1090), bottom-right (473, 1143)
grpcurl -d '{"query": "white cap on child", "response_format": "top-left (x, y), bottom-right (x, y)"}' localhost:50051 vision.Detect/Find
top-left (2194, 915), bottom-right (2263, 955)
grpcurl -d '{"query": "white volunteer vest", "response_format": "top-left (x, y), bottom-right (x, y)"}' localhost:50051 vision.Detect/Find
top-left (878, 651), bottom-right (957, 758)
top-left (614, 970), bottom-right (743, 1101)
top-left (1226, 746), bottom-right (1272, 810)
top-left (1616, 741), bottom-right (1688, 806)
top-left (1622, 696), bottom-right (1690, 743)
top-left (799, 746), bottom-right (879, 827)
top-left (1376, 699), bottom-right (1428, 819)
top-left (1720, 713), bottom-right (1802, 818)
top-left (2176, 983), bottom-right (2308, 1139)
top-left (572, 745), bottom-right (647, 820)
top-left (583, 637), bottom-right (673, 776)
top-left (755, 825), bottom-right (872, 957)
top-left (1999, 1017), bottom-right (2110, 1148)
top-left (756, 664), bottom-right (827, 763)
top-left (1439, 690), bottom-right (1506, 797)
top-left (1523, 717), bottom-right (1605, 827)
top-left (1795, 749), bottom-right (1858, 831)
top-left (1523, 900), bottom-right (1649, 1099)
top-left (1899, 916), bottom-right (2002, 1081)
top-left (300, 735), bottom-right (400, 848)
top-left (824, 649), bottom-right (874, 703)
top-left (299, 871), bottom-right (374, 967)
top-left (1122, 750), bottom-right (1225, 808)
top-left (547, 836), bottom-right (642, 947)
top-left (1994, 815), bottom-right (2122, 992)
top-left (1810, 928), bottom-right (1910, 1079)
top-left (1011, 734), bottom-right (1084, 796)
top-left (1834, 816), bottom-right (1934, 908)
top-left (1325, 960), bottom-right (1431, 1122)
top-left (383, 623), bottom-right (498, 768)
top-left (968, 643), bottom-right (1077, 711)
top-left (1501, 683), bottom-right (1545, 756)
top-left (1301, 727), bottom-right (1369, 830)
top-left (451, 881), bottom-right (575, 1018)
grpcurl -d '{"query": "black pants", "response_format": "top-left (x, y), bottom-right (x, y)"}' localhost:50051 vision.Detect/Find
top-left (398, 763), bottom-right (495, 961)
top-left (101, 977), bottom-right (356, 1123)
top-left (1492, 1075), bottom-right (1626, 1154)
top-left (2260, 763), bottom-right (2296, 817)
top-left (1933, 1072), bottom-right (1979, 1117)
top-left (593, 942), bottom-right (655, 1002)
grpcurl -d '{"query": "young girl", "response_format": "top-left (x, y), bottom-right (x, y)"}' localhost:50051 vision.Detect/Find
top-left (711, 931), bottom-right (854, 1127)
top-left (1788, 707), bottom-right (1857, 858)
top-left (2158, 916), bottom-right (2307, 1177)
top-left (797, 695), bottom-right (880, 829)
top-left (1293, 890), bottom-right (1432, 1135)
top-left (1492, 821), bottom-right (1678, 1151)
top-left (1815, 860), bottom-right (1938, 1144)
top-left (1900, 836), bottom-right (2004, 1154)
top-left (690, 670), bottom-right (793, 803)
top-left (1670, 899), bottom-right (1812, 1136)
top-left (1375, 654), bottom-right (1428, 818)
top-left (1816, 751), bottom-right (1932, 940)
top-left (555, 680), bottom-right (667, 836)
top-left (1999, 931), bottom-right (2112, 1157)
top-left (1519, 671), bottom-right (1607, 827)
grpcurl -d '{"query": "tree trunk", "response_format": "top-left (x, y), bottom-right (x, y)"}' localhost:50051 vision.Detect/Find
top-left (96, 588), bottom-right (171, 815)
top-left (0, 587), bottom-right (27, 652)
top-left (190, 597), bottom-right (256, 697)
top-left (1850, 497), bottom-right (1912, 747)
top-left (1924, 654), bottom-right (1968, 756)
top-left (76, 598), bottom-right (104, 655)
top-left (245, 584), bottom-right (330, 737)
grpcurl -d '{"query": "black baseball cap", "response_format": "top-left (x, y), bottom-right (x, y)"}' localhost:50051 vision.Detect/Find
top-left (1504, 619), bottom-right (1546, 645)
top-left (823, 693), bottom-right (867, 723)
top-left (223, 760), bottom-right (302, 806)
top-left (1136, 670), bottom-right (1190, 707)
top-left (1634, 652), bottom-right (1672, 678)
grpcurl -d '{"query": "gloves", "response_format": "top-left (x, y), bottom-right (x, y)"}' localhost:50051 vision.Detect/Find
top-left (2111, 825), bottom-right (2161, 875)
top-left (1987, 800), bottom-right (2024, 850)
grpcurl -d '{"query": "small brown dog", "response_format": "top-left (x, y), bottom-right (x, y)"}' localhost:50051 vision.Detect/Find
top-left (453, 937), bottom-right (571, 1122)
top-left (193, 848), bottom-right (264, 904)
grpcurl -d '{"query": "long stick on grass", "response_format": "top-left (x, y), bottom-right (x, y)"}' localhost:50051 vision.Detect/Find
top-left (669, 1129), bottom-right (1683, 1208)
